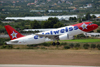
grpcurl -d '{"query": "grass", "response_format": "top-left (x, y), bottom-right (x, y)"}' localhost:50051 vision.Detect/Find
top-left (61, 38), bottom-right (100, 43)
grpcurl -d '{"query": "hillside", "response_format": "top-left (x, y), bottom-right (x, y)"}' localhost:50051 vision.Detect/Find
top-left (0, 0), bottom-right (100, 17)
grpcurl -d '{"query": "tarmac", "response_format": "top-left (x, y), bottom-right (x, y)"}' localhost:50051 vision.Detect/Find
top-left (0, 64), bottom-right (99, 67)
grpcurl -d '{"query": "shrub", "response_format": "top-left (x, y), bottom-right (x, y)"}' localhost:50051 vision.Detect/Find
top-left (0, 38), bottom-right (10, 45)
top-left (64, 45), bottom-right (70, 49)
top-left (97, 44), bottom-right (100, 50)
top-left (1, 45), bottom-right (7, 49)
top-left (7, 45), bottom-right (13, 49)
top-left (91, 44), bottom-right (96, 49)
top-left (75, 43), bottom-right (80, 48)
top-left (69, 43), bottom-right (74, 48)
top-left (16, 47), bottom-right (20, 49)
top-left (27, 44), bottom-right (38, 47)
top-left (42, 42), bottom-right (50, 47)
top-left (83, 43), bottom-right (90, 49)
top-left (1, 45), bottom-right (13, 49)
top-left (60, 42), bottom-right (67, 46)
top-left (41, 47), bottom-right (47, 49)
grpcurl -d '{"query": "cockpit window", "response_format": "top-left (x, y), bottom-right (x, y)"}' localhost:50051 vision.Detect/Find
top-left (89, 23), bottom-right (93, 25)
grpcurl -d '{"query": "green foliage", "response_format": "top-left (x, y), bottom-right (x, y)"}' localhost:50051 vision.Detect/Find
top-left (60, 42), bottom-right (67, 46)
top-left (91, 15), bottom-right (96, 18)
top-left (41, 47), bottom-right (47, 49)
top-left (27, 44), bottom-right (39, 49)
top-left (0, 38), bottom-right (10, 45)
top-left (0, 21), bottom-right (2, 23)
top-left (0, 0), bottom-right (100, 17)
top-left (69, 17), bottom-right (77, 21)
top-left (0, 28), bottom-right (6, 33)
top-left (16, 47), bottom-right (20, 49)
top-left (75, 43), bottom-right (80, 48)
top-left (78, 18), bottom-right (82, 23)
top-left (30, 20), bottom-right (41, 29)
top-left (41, 17), bottom-right (61, 28)
top-left (82, 17), bottom-right (86, 21)
top-left (97, 44), bottom-right (100, 50)
top-left (1, 45), bottom-right (13, 49)
top-left (41, 42), bottom-right (50, 47)
top-left (97, 29), bottom-right (100, 33)
top-left (91, 44), bottom-right (96, 49)
top-left (64, 45), bottom-right (70, 49)
top-left (53, 22), bottom-right (63, 28)
top-left (41, 21), bottom-right (51, 28)
top-left (48, 17), bottom-right (59, 24)
top-left (77, 34), bottom-right (86, 39)
top-left (83, 43), bottom-right (90, 49)
top-left (69, 43), bottom-right (74, 48)
top-left (62, 39), bottom-right (100, 43)
top-left (93, 21), bottom-right (100, 26)
top-left (27, 44), bottom-right (38, 47)
top-left (85, 13), bottom-right (91, 20)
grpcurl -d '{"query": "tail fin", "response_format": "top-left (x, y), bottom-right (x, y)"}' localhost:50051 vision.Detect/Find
top-left (5, 25), bottom-right (24, 40)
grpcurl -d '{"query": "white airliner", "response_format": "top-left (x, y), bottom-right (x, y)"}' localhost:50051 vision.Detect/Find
top-left (5, 22), bottom-right (98, 45)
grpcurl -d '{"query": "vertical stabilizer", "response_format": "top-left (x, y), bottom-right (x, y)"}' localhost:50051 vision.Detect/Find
top-left (5, 25), bottom-right (24, 40)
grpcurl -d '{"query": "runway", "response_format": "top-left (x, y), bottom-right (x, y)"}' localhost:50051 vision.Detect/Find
top-left (0, 64), bottom-right (99, 67)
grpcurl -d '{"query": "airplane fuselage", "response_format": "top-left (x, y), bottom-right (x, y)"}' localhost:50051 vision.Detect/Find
top-left (5, 22), bottom-right (98, 45)
top-left (6, 25), bottom-right (83, 45)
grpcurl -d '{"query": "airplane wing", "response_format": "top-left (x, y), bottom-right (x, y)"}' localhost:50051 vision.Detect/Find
top-left (35, 33), bottom-right (59, 40)
top-left (23, 29), bottom-right (56, 32)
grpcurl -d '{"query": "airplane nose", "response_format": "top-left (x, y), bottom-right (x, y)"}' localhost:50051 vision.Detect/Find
top-left (93, 24), bottom-right (98, 29)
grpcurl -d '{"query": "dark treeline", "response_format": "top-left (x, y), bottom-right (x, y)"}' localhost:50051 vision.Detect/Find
top-left (0, 17), bottom-right (64, 34)
top-left (0, 13), bottom-right (100, 34)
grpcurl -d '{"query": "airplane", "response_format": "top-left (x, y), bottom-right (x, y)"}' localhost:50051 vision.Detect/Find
top-left (4, 22), bottom-right (98, 45)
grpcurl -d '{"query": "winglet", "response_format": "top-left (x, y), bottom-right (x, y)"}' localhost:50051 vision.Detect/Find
top-left (5, 25), bottom-right (24, 40)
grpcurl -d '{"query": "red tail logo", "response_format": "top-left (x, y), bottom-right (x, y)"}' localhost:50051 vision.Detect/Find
top-left (5, 25), bottom-right (24, 40)
top-left (11, 31), bottom-right (18, 39)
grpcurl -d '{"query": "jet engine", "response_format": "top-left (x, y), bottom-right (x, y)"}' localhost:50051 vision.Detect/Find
top-left (59, 34), bottom-right (73, 40)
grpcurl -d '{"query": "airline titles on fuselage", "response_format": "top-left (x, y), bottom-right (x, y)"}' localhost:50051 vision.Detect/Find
top-left (34, 26), bottom-right (78, 39)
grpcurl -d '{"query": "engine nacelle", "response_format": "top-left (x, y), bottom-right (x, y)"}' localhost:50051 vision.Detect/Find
top-left (59, 34), bottom-right (73, 40)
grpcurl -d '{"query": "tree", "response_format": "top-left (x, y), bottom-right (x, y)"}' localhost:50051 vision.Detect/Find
top-left (82, 17), bottom-right (86, 21)
top-left (85, 13), bottom-right (91, 20)
top-left (53, 22), bottom-right (63, 28)
top-left (77, 34), bottom-right (86, 38)
top-left (78, 18), bottom-right (82, 23)
top-left (73, 17), bottom-right (77, 20)
top-left (69, 17), bottom-right (73, 20)
top-left (48, 17), bottom-right (59, 24)
top-left (41, 21), bottom-right (51, 28)
top-left (30, 20), bottom-right (41, 29)
top-left (91, 15), bottom-right (96, 18)
top-left (83, 43), bottom-right (90, 49)
top-left (41, 17), bottom-right (60, 28)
